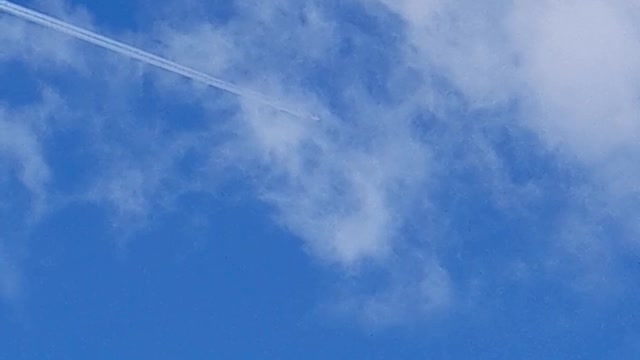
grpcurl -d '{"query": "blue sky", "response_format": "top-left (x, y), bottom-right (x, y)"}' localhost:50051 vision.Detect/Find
top-left (1, 0), bottom-right (640, 358)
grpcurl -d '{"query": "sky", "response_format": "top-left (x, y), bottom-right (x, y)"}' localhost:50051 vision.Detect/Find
top-left (1, 0), bottom-right (640, 358)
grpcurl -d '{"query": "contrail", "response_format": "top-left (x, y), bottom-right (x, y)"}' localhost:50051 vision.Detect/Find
top-left (0, 0), bottom-right (317, 120)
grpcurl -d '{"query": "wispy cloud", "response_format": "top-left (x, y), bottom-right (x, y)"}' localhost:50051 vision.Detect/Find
top-left (143, 0), bottom-right (437, 268)
top-left (0, 245), bottom-right (21, 303)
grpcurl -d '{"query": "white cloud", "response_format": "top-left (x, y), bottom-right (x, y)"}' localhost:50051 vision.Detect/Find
top-left (236, 94), bottom-right (436, 267)
top-left (377, 0), bottom-right (640, 255)
top-left (378, 0), bottom-right (640, 164)
top-left (509, 0), bottom-right (640, 164)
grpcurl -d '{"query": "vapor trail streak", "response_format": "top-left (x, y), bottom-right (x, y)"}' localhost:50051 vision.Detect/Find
top-left (0, 0), bottom-right (316, 120)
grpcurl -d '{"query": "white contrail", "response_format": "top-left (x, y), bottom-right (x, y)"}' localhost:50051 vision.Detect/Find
top-left (0, 0), bottom-right (317, 120)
